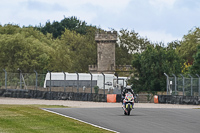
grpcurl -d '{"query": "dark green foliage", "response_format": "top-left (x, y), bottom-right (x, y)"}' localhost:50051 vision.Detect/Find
top-left (176, 27), bottom-right (200, 64)
top-left (37, 16), bottom-right (92, 38)
top-left (189, 45), bottom-right (200, 74)
top-left (94, 86), bottom-right (99, 94)
top-left (115, 43), bottom-right (132, 65)
top-left (130, 44), bottom-right (183, 93)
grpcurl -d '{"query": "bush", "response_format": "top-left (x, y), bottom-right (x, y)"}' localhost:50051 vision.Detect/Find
top-left (94, 86), bottom-right (99, 94)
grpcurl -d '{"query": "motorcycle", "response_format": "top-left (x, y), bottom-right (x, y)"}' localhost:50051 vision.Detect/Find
top-left (122, 92), bottom-right (134, 115)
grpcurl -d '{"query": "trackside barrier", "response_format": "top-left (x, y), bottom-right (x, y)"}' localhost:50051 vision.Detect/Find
top-left (154, 95), bottom-right (159, 103)
top-left (158, 95), bottom-right (200, 105)
top-left (1, 88), bottom-right (199, 104)
top-left (0, 89), bottom-right (125, 102)
top-left (0, 89), bottom-right (107, 102)
top-left (107, 94), bottom-right (117, 103)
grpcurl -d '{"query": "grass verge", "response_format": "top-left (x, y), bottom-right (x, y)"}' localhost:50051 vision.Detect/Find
top-left (0, 104), bottom-right (113, 133)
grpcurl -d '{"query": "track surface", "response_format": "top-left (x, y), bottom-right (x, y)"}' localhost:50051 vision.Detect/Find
top-left (46, 107), bottom-right (200, 133)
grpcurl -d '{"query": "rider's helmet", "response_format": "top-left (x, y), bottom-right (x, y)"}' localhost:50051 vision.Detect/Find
top-left (126, 85), bottom-right (132, 90)
top-left (124, 85), bottom-right (132, 93)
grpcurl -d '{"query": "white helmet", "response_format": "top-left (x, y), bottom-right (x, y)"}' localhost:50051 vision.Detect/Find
top-left (126, 85), bottom-right (131, 89)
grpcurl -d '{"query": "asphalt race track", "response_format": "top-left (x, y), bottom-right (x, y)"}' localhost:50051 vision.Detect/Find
top-left (45, 107), bottom-right (200, 133)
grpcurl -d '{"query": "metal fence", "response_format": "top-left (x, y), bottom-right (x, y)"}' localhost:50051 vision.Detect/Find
top-left (0, 72), bottom-right (46, 90)
top-left (0, 71), bottom-right (122, 95)
top-left (164, 73), bottom-right (200, 96)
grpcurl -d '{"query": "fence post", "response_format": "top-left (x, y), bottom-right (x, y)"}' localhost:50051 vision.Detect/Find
top-left (172, 74), bottom-right (177, 95)
top-left (164, 73), bottom-right (169, 95)
top-left (17, 68), bottom-right (22, 89)
top-left (75, 72), bottom-right (79, 93)
top-left (115, 72), bottom-right (118, 84)
top-left (47, 70), bottom-right (52, 100)
top-left (196, 74), bottom-right (200, 97)
top-left (3, 69), bottom-right (7, 89)
top-left (89, 72), bottom-right (92, 94)
top-left (101, 72), bottom-right (105, 99)
top-left (63, 71), bottom-right (66, 92)
top-left (117, 78), bottom-right (125, 94)
top-left (188, 74), bottom-right (193, 96)
top-left (180, 74), bottom-right (185, 96)
top-left (34, 70), bottom-right (38, 91)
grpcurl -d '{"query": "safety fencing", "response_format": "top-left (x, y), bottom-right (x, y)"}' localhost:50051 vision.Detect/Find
top-left (159, 73), bottom-right (200, 105)
top-left (0, 71), bottom-right (120, 94)
top-left (0, 72), bottom-right (46, 91)
top-left (0, 70), bottom-right (125, 102)
top-left (164, 73), bottom-right (200, 96)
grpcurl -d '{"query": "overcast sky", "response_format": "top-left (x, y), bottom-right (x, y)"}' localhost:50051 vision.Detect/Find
top-left (1, 0), bottom-right (200, 44)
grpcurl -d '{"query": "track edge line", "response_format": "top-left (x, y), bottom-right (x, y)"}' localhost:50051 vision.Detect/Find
top-left (42, 108), bottom-right (119, 133)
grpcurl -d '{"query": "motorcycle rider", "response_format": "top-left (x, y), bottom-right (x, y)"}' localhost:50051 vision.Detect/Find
top-left (121, 85), bottom-right (135, 109)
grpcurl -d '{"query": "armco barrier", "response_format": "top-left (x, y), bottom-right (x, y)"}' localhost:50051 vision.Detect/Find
top-left (107, 94), bottom-right (117, 103)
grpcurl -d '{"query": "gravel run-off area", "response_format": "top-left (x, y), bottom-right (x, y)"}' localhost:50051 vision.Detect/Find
top-left (0, 97), bottom-right (200, 109)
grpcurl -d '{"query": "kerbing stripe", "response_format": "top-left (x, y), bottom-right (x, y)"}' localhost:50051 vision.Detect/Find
top-left (42, 109), bottom-right (119, 133)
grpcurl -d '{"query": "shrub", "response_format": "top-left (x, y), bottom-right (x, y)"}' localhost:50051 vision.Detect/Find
top-left (94, 86), bottom-right (99, 94)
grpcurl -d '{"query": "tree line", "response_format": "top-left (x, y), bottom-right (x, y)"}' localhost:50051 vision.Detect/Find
top-left (0, 16), bottom-right (200, 92)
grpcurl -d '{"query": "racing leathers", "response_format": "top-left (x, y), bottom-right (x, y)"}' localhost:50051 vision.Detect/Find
top-left (121, 86), bottom-right (134, 109)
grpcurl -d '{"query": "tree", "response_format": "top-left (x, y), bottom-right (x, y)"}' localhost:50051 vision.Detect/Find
top-left (0, 23), bottom-right (98, 73)
top-left (54, 29), bottom-right (96, 72)
top-left (130, 44), bottom-right (183, 93)
top-left (176, 27), bottom-right (200, 65)
top-left (167, 40), bottom-right (181, 49)
top-left (115, 43), bottom-right (132, 65)
top-left (0, 25), bottom-right (54, 73)
top-left (118, 29), bottom-right (151, 53)
top-left (37, 16), bottom-right (93, 38)
top-left (189, 45), bottom-right (200, 74)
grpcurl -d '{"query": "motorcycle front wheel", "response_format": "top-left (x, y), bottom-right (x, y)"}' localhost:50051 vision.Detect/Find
top-left (127, 104), bottom-right (131, 115)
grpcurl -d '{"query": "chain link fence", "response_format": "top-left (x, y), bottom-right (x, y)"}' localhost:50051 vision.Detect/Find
top-left (165, 74), bottom-right (200, 96)
top-left (0, 71), bottom-right (124, 95)
top-left (0, 72), bottom-right (45, 90)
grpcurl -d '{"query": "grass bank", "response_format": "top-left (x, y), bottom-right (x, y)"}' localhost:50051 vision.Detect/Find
top-left (0, 104), bottom-right (112, 133)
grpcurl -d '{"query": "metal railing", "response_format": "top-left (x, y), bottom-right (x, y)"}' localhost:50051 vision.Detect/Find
top-left (0, 70), bottom-right (123, 95)
top-left (164, 73), bottom-right (200, 96)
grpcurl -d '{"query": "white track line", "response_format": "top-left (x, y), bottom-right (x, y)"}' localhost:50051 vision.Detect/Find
top-left (42, 109), bottom-right (119, 133)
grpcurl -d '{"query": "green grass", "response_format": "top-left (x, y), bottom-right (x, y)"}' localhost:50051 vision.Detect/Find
top-left (0, 104), bottom-right (113, 133)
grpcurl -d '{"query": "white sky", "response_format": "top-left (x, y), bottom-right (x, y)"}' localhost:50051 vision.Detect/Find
top-left (1, 0), bottom-right (200, 44)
